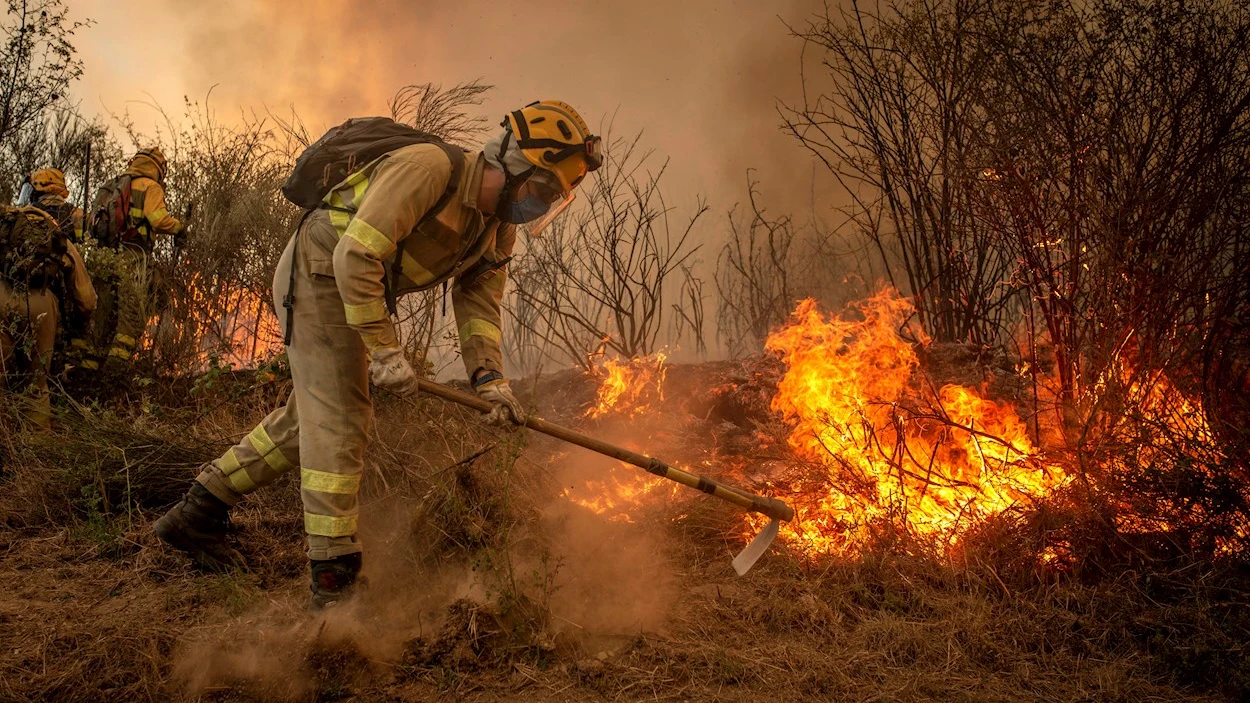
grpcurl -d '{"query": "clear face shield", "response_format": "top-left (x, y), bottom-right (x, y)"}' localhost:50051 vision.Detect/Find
top-left (524, 191), bottom-right (575, 237)
top-left (516, 168), bottom-right (574, 237)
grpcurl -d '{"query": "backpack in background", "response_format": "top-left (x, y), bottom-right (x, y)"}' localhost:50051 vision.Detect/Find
top-left (89, 174), bottom-right (138, 248)
top-left (0, 205), bottom-right (70, 293)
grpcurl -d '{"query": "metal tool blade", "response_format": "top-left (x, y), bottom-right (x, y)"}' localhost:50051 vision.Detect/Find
top-left (732, 519), bottom-right (780, 576)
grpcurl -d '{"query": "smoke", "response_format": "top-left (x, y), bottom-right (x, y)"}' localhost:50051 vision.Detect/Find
top-left (73, 0), bottom-right (829, 213)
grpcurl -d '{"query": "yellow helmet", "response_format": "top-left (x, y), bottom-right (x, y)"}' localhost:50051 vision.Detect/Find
top-left (30, 168), bottom-right (69, 198)
top-left (130, 146), bottom-right (168, 182)
top-left (503, 100), bottom-right (602, 193)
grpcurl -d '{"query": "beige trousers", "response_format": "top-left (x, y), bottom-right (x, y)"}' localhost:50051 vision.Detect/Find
top-left (196, 212), bottom-right (372, 561)
top-left (0, 283), bottom-right (58, 429)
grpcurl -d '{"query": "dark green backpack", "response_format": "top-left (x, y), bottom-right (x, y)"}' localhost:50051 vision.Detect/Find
top-left (281, 116), bottom-right (463, 209)
top-left (0, 205), bottom-right (70, 292)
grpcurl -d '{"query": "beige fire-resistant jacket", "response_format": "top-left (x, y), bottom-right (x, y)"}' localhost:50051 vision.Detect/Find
top-left (308, 143), bottom-right (515, 377)
top-left (125, 155), bottom-right (183, 250)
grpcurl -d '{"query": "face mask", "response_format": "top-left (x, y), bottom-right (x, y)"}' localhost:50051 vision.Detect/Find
top-left (500, 193), bottom-right (551, 224)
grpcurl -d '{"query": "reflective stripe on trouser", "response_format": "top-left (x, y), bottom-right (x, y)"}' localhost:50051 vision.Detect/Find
top-left (201, 212), bottom-right (372, 561)
top-left (0, 283), bottom-right (59, 430)
top-left (196, 401), bottom-right (301, 503)
top-left (106, 248), bottom-right (160, 364)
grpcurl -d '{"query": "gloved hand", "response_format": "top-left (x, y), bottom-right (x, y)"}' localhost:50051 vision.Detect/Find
top-left (474, 372), bottom-right (526, 426)
top-left (369, 345), bottom-right (419, 397)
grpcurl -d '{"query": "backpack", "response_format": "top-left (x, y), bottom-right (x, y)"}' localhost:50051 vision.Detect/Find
top-left (278, 117), bottom-right (467, 345)
top-left (0, 205), bottom-right (70, 293)
top-left (35, 198), bottom-right (79, 244)
top-left (282, 116), bottom-right (464, 210)
top-left (88, 174), bottom-right (138, 248)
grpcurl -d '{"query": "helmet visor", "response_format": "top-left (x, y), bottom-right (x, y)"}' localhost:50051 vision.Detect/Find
top-left (524, 168), bottom-right (566, 203)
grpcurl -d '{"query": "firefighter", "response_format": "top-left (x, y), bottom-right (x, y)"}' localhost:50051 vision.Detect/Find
top-left (94, 147), bottom-right (185, 378)
top-left (27, 168), bottom-right (94, 369)
top-left (0, 207), bottom-right (96, 430)
top-left (154, 100), bottom-right (601, 609)
top-left (30, 168), bottom-right (84, 242)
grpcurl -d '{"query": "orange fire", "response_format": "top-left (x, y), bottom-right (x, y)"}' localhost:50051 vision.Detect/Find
top-left (141, 275), bottom-right (283, 373)
top-left (759, 290), bottom-right (1067, 555)
top-left (586, 352), bottom-right (668, 419)
top-left (561, 469), bottom-right (678, 522)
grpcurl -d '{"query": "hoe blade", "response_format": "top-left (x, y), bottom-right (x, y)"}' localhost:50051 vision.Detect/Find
top-left (732, 519), bottom-right (780, 576)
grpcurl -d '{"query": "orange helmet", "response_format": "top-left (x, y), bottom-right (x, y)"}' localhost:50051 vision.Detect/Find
top-left (30, 168), bottom-right (69, 198)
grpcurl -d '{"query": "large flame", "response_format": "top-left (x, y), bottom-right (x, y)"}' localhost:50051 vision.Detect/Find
top-left (761, 291), bottom-right (1066, 555)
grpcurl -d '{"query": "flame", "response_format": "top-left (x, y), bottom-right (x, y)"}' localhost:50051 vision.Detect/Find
top-left (586, 352), bottom-right (668, 419)
top-left (759, 291), bottom-right (1067, 555)
top-left (561, 469), bottom-right (678, 522)
top-left (140, 275), bottom-right (283, 373)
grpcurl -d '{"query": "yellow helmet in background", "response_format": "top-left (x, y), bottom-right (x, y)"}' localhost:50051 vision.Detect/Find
top-left (503, 100), bottom-right (602, 193)
top-left (30, 168), bottom-right (69, 198)
top-left (130, 146), bottom-right (168, 182)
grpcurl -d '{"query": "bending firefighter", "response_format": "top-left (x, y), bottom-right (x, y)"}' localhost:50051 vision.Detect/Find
top-left (89, 147), bottom-right (185, 378)
top-left (154, 101), bottom-right (601, 609)
top-left (0, 206), bottom-right (96, 429)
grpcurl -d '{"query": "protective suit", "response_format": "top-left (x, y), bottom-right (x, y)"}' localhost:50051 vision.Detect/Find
top-left (1, 239), bottom-right (96, 429)
top-left (156, 101), bottom-right (602, 609)
top-left (96, 149), bottom-right (183, 372)
top-left (196, 144), bottom-right (515, 557)
top-left (28, 168), bottom-right (92, 368)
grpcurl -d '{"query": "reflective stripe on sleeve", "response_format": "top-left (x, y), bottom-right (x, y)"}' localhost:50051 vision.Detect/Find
top-left (108, 346), bottom-right (132, 359)
top-left (148, 207), bottom-right (169, 223)
top-left (344, 217), bottom-right (395, 258)
top-left (301, 468), bottom-right (361, 495)
top-left (343, 299), bottom-right (388, 325)
top-left (247, 425), bottom-right (294, 472)
top-left (80, 359), bottom-right (99, 370)
top-left (459, 319), bottom-right (502, 344)
top-left (304, 512), bottom-right (359, 537)
top-left (114, 334), bottom-right (137, 348)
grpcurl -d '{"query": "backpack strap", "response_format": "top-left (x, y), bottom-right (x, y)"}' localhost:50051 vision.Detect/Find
top-left (286, 144), bottom-right (465, 343)
top-left (283, 209), bottom-right (316, 347)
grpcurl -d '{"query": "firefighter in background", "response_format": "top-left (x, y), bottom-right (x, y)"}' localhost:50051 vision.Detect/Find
top-left (154, 100), bottom-right (601, 610)
top-left (0, 206), bottom-right (96, 429)
top-left (92, 147), bottom-right (185, 378)
top-left (27, 168), bottom-right (94, 370)
top-left (29, 168), bottom-right (84, 242)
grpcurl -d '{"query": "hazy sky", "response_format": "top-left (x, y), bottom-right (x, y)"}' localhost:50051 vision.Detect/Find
top-left (69, 0), bottom-right (831, 217)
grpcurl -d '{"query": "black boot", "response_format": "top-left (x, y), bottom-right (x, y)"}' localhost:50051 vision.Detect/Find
top-left (153, 483), bottom-right (244, 571)
top-left (309, 552), bottom-right (363, 611)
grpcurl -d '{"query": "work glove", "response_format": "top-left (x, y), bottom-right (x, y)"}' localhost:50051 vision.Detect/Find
top-left (473, 372), bottom-right (526, 427)
top-left (369, 345), bottom-right (419, 397)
